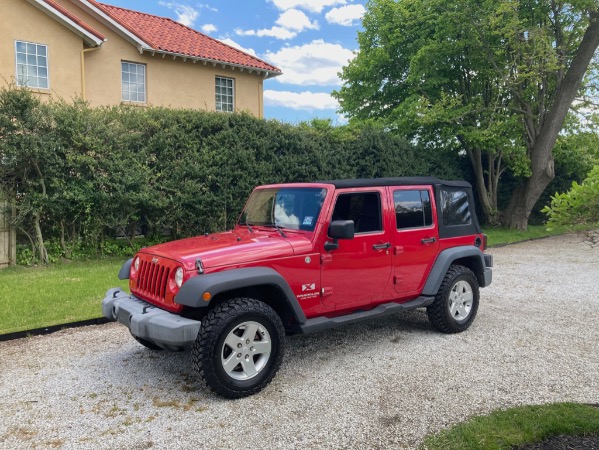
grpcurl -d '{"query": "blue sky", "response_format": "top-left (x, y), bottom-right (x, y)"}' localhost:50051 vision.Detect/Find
top-left (101, 0), bottom-right (367, 124)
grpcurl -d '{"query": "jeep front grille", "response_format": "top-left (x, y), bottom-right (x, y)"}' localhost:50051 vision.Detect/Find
top-left (137, 260), bottom-right (171, 302)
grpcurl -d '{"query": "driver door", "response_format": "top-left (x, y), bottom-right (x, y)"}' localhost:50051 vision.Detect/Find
top-left (320, 188), bottom-right (393, 310)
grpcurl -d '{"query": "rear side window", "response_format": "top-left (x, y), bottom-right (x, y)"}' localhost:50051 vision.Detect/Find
top-left (441, 189), bottom-right (471, 226)
top-left (331, 192), bottom-right (382, 234)
top-left (394, 190), bottom-right (433, 229)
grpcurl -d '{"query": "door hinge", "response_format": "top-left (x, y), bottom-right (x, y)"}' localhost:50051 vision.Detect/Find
top-left (320, 254), bottom-right (333, 265)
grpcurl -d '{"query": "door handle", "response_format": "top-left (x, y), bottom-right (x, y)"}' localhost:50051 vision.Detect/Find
top-left (373, 242), bottom-right (391, 250)
top-left (421, 237), bottom-right (437, 244)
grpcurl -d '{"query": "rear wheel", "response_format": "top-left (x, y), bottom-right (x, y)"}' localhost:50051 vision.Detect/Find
top-left (192, 298), bottom-right (285, 398)
top-left (427, 265), bottom-right (479, 333)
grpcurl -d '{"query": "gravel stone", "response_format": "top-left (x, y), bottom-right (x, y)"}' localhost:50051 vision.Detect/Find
top-left (1, 233), bottom-right (598, 449)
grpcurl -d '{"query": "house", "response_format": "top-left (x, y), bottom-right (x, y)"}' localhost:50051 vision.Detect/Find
top-left (0, 0), bottom-right (281, 117)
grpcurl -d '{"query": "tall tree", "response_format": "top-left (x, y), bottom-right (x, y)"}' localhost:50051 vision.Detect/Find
top-left (334, 0), bottom-right (599, 229)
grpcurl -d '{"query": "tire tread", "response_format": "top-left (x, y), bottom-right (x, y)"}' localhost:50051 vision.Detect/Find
top-left (427, 264), bottom-right (479, 334)
top-left (192, 297), bottom-right (285, 399)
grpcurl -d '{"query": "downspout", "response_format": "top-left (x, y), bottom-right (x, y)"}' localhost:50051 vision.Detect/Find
top-left (81, 47), bottom-right (101, 101)
top-left (258, 79), bottom-right (263, 118)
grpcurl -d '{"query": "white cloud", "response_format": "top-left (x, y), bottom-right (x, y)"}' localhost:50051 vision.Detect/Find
top-left (325, 4), bottom-right (365, 26)
top-left (235, 8), bottom-right (318, 40)
top-left (201, 23), bottom-right (217, 33)
top-left (263, 39), bottom-right (355, 86)
top-left (236, 26), bottom-right (297, 40)
top-left (276, 9), bottom-right (318, 31)
top-left (198, 3), bottom-right (218, 12)
top-left (270, 0), bottom-right (346, 13)
top-left (264, 90), bottom-right (339, 110)
top-left (159, 2), bottom-right (200, 27)
top-left (219, 38), bottom-right (257, 57)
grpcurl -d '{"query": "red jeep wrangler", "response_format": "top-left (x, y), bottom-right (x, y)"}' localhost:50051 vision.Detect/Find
top-left (103, 177), bottom-right (493, 398)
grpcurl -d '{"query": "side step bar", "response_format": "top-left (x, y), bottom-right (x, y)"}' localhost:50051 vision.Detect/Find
top-left (298, 296), bottom-right (434, 334)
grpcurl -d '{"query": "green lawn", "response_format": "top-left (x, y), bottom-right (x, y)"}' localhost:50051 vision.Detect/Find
top-left (0, 258), bottom-right (126, 334)
top-left (484, 223), bottom-right (595, 247)
top-left (422, 403), bottom-right (599, 449)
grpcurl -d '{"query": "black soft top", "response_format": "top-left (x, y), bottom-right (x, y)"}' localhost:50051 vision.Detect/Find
top-left (319, 177), bottom-right (472, 189)
top-left (318, 176), bottom-right (481, 239)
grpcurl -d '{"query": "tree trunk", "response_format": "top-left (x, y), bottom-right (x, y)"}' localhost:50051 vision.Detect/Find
top-left (460, 138), bottom-right (497, 225)
top-left (503, 156), bottom-right (555, 230)
top-left (33, 212), bottom-right (48, 264)
top-left (503, 9), bottom-right (599, 230)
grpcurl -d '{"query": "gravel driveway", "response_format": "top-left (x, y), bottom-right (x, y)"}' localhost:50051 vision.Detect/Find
top-left (1, 233), bottom-right (598, 450)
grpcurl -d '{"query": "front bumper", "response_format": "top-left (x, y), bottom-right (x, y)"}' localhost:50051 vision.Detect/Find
top-left (102, 288), bottom-right (201, 350)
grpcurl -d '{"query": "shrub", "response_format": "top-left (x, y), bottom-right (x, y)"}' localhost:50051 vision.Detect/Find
top-left (543, 166), bottom-right (599, 227)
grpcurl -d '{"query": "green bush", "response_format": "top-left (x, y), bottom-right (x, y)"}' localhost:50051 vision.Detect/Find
top-left (543, 165), bottom-right (599, 227)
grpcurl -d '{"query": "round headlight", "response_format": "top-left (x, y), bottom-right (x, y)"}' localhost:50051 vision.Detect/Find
top-left (133, 256), bottom-right (140, 271)
top-left (175, 267), bottom-right (184, 288)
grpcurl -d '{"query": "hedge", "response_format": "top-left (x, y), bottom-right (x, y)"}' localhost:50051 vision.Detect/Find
top-left (0, 86), bottom-right (465, 264)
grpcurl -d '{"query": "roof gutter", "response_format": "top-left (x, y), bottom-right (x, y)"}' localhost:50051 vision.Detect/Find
top-left (143, 48), bottom-right (282, 79)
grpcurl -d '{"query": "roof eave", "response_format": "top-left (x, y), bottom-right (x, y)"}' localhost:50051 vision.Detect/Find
top-left (27, 0), bottom-right (105, 46)
top-left (143, 49), bottom-right (282, 79)
top-left (72, 0), bottom-right (152, 49)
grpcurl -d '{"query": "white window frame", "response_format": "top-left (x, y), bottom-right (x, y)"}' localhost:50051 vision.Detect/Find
top-left (15, 40), bottom-right (49, 90)
top-left (121, 61), bottom-right (146, 103)
top-left (215, 76), bottom-right (235, 112)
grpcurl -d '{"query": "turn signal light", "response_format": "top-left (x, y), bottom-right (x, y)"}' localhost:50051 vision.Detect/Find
top-left (203, 292), bottom-right (212, 301)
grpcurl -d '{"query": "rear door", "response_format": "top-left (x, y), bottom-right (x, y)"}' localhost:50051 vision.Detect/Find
top-left (391, 186), bottom-right (439, 298)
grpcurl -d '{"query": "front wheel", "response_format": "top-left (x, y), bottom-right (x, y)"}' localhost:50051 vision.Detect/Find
top-left (427, 265), bottom-right (479, 333)
top-left (192, 298), bottom-right (285, 398)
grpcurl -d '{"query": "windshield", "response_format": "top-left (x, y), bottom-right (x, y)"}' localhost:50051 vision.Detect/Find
top-left (239, 187), bottom-right (327, 231)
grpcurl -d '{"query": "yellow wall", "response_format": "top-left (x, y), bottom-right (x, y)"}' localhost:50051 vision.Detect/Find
top-left (0, 0), bottom-right (265, 116)
top-left (0, 0), bottom-right (84, 100)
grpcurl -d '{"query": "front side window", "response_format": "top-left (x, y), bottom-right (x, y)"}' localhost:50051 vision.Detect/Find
top-left (394, 190), bottom-right (432, 229)
top-left (216, 76), bottom-right (234, 112)
top-left (239, 187), bottom-right (326, 231)
top-left (121, 62), bottom-right (146, 103)
top-left (15, 41), bottom-right (48, 89)
top-left (331, 192), bottom-right (382, 234)
top-left (441, 189), bottom-right (472, 226)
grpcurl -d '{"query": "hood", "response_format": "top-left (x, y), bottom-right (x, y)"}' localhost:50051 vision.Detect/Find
top-left (139, 228), bottom-right (310, 270)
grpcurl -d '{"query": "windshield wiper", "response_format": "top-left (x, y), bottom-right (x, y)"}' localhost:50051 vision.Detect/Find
top-left (266, 223), bottom-right (287, 238)
top-left (239, 221), bottom-right (254, 232)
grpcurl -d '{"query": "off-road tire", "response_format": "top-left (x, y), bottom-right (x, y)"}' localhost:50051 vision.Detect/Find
top-left (192, 297), bottom-right (285, 399)
top-left (427, 264), bottom-right (479, 333)
top-left (131, 335), bottom-right (163, 351)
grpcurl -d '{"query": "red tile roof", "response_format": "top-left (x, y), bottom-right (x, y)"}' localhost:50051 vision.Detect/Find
top-left (91, 1), bottom-right (280, 74)
top-left (41, 0), bottom-right (106, 41)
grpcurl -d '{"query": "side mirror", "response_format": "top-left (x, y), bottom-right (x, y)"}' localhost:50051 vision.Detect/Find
top-left (325, 220), bottom-right (354, 251)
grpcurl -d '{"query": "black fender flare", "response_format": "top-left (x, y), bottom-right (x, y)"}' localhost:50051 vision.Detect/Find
top-left (175, 267), bottom-right (307, 323)
top-left (118, 258), bottom-right (133, 280)
top-left (422, 246), bottom-right (486, 296)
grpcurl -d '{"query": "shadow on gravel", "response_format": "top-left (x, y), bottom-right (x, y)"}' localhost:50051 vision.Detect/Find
top-left (95, 308), bottom-right (437, 398)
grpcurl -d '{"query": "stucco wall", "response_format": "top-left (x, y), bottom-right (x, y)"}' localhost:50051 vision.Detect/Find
top-left (0, 0), bottom-right (83, 100)
top-left (0, 0), bottom-right (265, 116)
